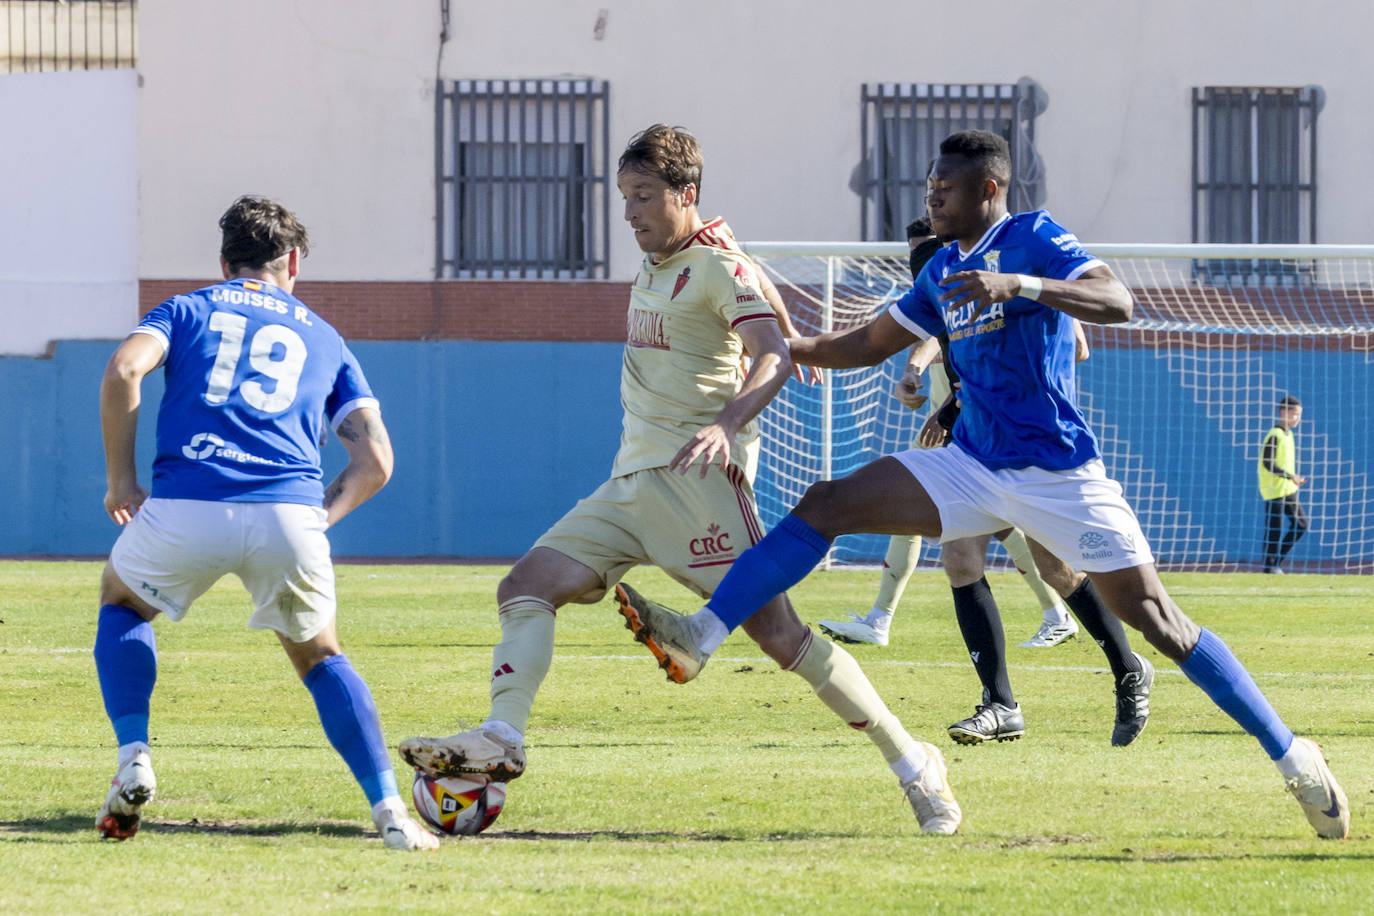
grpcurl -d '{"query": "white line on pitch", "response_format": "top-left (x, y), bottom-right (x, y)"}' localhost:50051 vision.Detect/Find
top-left (12, 647), bottom-right (1372, 681)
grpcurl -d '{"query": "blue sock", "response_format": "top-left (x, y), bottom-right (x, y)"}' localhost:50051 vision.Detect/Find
top-left (706, 514), bottom-right (831, 631)
top-left (93, 604), bottom-right (157, 747)
top-left (1179, 627), bottom-right (1294, 760)
top-left (303, 654), bottom-right (398, 806)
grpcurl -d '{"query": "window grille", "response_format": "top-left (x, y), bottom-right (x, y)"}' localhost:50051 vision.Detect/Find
top-left (859, 79), bottom-right (1046, 240)
top-left (1192, 86), bottom-right (1322, 284)
top-left (436, 78), bottom-right (610, 279)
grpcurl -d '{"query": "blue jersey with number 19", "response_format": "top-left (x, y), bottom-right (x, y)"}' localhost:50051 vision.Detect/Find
top-left (888, 210), bottom-right (1107, 472)
top-left (132, 278), bottom-right (378, 506)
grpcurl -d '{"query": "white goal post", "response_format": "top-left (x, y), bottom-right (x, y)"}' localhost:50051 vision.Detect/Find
top-left (743, 242), bottom-right (1374, 574)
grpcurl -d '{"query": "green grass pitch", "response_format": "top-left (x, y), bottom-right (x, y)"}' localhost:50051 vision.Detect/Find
top-left (2, 560), bottom-right (1371, 913)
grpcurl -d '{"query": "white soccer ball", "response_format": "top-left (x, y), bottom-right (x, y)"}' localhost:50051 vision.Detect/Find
top-left (410, 770), bottom-right (506, 836)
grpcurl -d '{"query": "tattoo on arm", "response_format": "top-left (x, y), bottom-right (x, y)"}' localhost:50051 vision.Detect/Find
top-left (336, 411), bottom-right (388, 446)
top-left (360, 413), bottom-right (389, 445)
top-left (323, 470), bottom-right (349, 511)
top-left (336, 415), bottom-right (360, 442)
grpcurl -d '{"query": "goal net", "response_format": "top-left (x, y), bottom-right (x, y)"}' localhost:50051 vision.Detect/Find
top-left (744, 242), bottom-right (1374, 574)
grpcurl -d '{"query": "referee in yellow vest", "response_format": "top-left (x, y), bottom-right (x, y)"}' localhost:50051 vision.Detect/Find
top-left (1258, 395), bottom-right (1309, 574)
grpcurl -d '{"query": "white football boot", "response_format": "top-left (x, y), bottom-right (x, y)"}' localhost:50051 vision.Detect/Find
top-left (96, 751), bottom-right (157, 840)
top-left (818, 614), bottom-right (890, 646)
top-left (1018, 617), bottom-right (1078, 648)
top-left (902, 743), bottom-right (961, 835)
top-left (375, 805), bottom-right (441, 850)
top-left (400, 727), bottom-right (526, 781)
top-left (1284, 738), bottom-right (1350, 839)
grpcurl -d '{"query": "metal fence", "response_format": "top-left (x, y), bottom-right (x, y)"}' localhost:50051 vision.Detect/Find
top-left (1, 1), bottom-right (136, 73)
top-left (435, 78), bottom-right (611, 279)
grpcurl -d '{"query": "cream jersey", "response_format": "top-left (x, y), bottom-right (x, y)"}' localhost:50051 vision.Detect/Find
top-left (612, 217), bottom-right (777, 478)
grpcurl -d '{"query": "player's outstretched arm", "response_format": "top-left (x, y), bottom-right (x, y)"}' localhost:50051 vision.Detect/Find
top-left (323, 407), bottom-right (394, 528)
top-left (756, 270), bottom-right (822, 385)
top-left (670, 317), bottom-right (792, 478)
top-left (788, 311), bottom-right (917, 370)
top-left (100, 334), bottom-right (164, 524)
top-left (939, 265), bottom-right (1132, 325)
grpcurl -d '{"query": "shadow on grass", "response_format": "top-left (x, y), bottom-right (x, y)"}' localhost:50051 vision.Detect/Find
top-left (0, 814), bottom-right (366, 840)
top-left (2, 816), bottom-right (866, 844)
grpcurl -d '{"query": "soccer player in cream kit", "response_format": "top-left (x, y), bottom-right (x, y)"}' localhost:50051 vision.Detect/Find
top-left (403, 124), bottom-right (961, 835)
top-left (94, 196), bottom-right (438, 849)
top-left (622, 130), bottom-right (1350, 840)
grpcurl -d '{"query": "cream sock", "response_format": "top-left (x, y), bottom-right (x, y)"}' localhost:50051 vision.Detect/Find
top-left (872, 535), bottom-right (921, 617)
top-left (487, 596), bottom-right (556, 735)
top-left (787, 631), bottom-right (917, 765)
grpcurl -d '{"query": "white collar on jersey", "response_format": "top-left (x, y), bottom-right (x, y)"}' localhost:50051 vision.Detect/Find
top-left (955, 213), bottom-right (1012, 262)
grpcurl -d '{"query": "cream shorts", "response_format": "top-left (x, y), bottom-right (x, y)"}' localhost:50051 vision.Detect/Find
top-left (109, 497), bottom-right (336, 641)
top-left (533, 464), bottom-right (764, 602)
top-left (891, 443), bottom-right (1156, 573)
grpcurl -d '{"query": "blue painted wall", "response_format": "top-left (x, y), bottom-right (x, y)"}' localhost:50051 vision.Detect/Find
top-left (1, 340), bottom-right (622, 557)
top-left (2, 340), bottom-right (1370, 566)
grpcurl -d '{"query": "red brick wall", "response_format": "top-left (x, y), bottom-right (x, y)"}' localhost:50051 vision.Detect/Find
top-left (138, 279), bottom-right (630, 342)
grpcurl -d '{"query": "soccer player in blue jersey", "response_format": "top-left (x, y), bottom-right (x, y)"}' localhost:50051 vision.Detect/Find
top-left (619, 130), bottom-right (1350, 839)
top-left (93, 196), bottom-right (438, 850)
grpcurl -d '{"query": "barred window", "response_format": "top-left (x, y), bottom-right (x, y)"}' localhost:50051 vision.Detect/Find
top-left (1, 0), bottom-right (137, 72)
top-left (436, 79), bottom-right (610, 279)
top-left (859, 79), bottom-right (1047, 241)
top-left (1192, 86), bottom-right (1322, 245)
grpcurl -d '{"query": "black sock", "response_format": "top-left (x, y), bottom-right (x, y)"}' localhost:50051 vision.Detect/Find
top-left (1064, 579), bottom-right (1141, 682)
top-left (951, 577), bottom-right (1014, 707)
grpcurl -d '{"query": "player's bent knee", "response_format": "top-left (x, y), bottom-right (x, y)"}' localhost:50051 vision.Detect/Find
top-left (98, 564), bottom-right (160, 621)
top-left (739, 599), bottom-right (807, 665)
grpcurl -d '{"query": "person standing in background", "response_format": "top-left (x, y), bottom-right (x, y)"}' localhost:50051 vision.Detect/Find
top-left (1258, 395), bottom-right (1309, 574)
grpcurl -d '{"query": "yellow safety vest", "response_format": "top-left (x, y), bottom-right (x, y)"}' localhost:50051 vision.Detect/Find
top-left (1257, 426), bottom-right (1298, 500)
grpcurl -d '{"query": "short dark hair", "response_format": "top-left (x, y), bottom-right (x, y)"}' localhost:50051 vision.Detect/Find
top-left (617, 124), bottom-right (703, 196)
top-left (939, 130), bottom-right (1012, 186)
top-left (219, 195), bottom-right (310, 273)
top-left (1279, 395), bottom-right (1302, 409)
top-left (906, 216), bottom-right (933, 239)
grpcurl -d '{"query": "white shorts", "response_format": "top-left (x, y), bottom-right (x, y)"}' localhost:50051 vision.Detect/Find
top-left (109, 498), bottom-right (336, 641)
top-left (891, 443), bottom-right (1155, 573)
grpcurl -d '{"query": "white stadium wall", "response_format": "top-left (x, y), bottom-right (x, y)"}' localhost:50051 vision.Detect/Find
top-left (131, 0), bottom-right (1373, 289)
top-left (0, 70), bottom-right (137, 356)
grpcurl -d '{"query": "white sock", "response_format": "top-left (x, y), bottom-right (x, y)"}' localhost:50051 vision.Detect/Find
top-left (690, 608), bottom-right (730, 654)
top-left (117, 741), bottom-right (150, 767)
top-left (866, 611), bottom-right (893, 630)
top-left (890, 743), bottom-right (931, 785)
top-left (1275, 737), bottom-right (1310, 778)
top-left (479, 718), bottom-right (523, 745)
top-left (371, 795), bottom-right (407, 826)
top-left (1042, 604), bottom-right (1070, 626)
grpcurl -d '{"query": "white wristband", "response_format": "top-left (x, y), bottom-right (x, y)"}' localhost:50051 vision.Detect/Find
top-left (1016, 274), bottom-right (1043, 301)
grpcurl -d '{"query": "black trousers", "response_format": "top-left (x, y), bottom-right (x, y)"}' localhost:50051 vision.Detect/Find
top-left (1262, 493), bottom-right (1309, 569)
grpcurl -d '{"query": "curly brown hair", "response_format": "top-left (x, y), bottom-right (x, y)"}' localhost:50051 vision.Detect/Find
top-left (219, 195), bottom-right (311, 272)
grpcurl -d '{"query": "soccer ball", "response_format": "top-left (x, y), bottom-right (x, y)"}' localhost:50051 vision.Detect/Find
top-left (410, 770), bottom-right (506, 836)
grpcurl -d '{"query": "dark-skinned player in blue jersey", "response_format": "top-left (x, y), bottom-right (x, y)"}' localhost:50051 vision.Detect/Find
top-left (617, 129), bottom-right (1349, 840)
